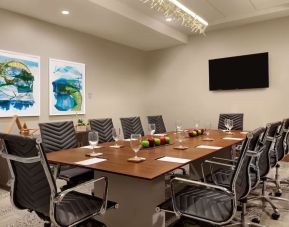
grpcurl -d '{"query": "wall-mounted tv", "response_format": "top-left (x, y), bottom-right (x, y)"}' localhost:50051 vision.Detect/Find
top-left (209, 52), bottom-right (269, 91)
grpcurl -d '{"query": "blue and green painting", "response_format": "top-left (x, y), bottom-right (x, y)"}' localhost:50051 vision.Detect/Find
top-left (0, 52), bottom-right (39, 116)
top-left (51, 64), bottom-right (84, 113)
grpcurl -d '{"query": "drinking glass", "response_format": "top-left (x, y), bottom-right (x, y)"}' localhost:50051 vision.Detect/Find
top-left (228, 119), bottom-right (234, 134)
top-left (176, 120), bottom-right (182, 132)
top-left (148, 123), bottom-right (156, 137)
top-left (194, 120), bottom-right (200, 129)
top-left (204, 122), bottom-right (212, 136)
top-left (130, 134), bottom-right (142, 160)
top-left (88, 131), bottom-right (99, 153)
top-left (176, 130), bottom-right (185, 148)
top-left (112, 128), bottom-right (121, 147)
top-left (224, 119), bottom-right (229, 131)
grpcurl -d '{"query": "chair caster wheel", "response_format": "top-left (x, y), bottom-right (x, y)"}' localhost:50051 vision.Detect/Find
top-left (44, 223), bottom-right (51, 227)
top-left (251, 217), bottom-right (260, 224)
top-left (271, 213), bottom-right (280, 220)
top-left (275, 191), bottom-right (282, 197)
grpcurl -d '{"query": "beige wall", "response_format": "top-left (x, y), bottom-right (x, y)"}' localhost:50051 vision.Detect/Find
top-left (0, 9), bottom-right (147, 133)
top-left (1, 9), bottom-right (289, 133)
top-left (145, 17), bottom-right (289, 131)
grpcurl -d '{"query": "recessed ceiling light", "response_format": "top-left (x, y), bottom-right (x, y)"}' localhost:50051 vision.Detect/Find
top-left (61, 10), bottom-right (70, 15)
top-left (166, 17), bottom-right (173, 22)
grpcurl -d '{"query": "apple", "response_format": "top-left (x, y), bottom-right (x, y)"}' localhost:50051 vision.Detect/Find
top-left (148, 138), bottom-right (155, 147)
top-left (160, 137), bottom-right (166, 145)
top-left (197, 129), bottom-right (202, 135)
top-left (165, 136), bottom-right (170, 144)
top-left (154, 138), bottom-right (161, 146)
top-left (192, 130), bottom-right (198, 136)
top-left (141, 140), bottom-right (150, 148)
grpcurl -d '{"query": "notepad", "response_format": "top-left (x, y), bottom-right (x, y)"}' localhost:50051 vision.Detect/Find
top-left (123, 139), bottom-right (131, 142)
top-left (196, 145), bottom-right (223, 150)
top-left (240, 131), bottom-right (249, 134)
top-left (75, 158), bottom-right (106, 166)
top-left (81, 145), bottom-right (102, 149)
top-left (157, 156), bottom-right (190, 164)
top-left (223, 137), bottom-right (243, 141)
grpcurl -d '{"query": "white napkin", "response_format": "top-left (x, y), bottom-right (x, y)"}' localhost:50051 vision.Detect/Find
top-left (196, 145), bottom-right (223, 150)
top-left (81, 145), bottom-right (102, 149)
top-left (75, 158), bottom-right (106, 166)
top-left (123, 139), bottom-right (131, 142)
top-left (154, 133), bottom-right (167, 137)
top-left (157, 156), bottom-right (190, 164)
top-left (240, 131), bottom-right (249, 134)
top-left (223, 137), bottom-right (243, 141)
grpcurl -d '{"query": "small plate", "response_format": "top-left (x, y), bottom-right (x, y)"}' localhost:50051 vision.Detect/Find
top-left (202, 137), bottom-right (214, 141)
top-left (86, 152), bottom-right (103, 157)
top-left (173, 146), bottom-right (189, 150)
top-left (127, 157), bottom-right (146, 163)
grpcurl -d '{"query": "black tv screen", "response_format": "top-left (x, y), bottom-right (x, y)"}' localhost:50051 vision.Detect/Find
top-left (209, 52), bottom-right (269, 90)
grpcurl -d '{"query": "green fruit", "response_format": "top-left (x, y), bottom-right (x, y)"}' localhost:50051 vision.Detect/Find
top-left (197, 130), bottom-right (202, 135)
top-left (165, 136), bottom-right (170, 144)
top-left (141, 140), bottom-right (150, 148)
top-left (154, 138), bottom-right (161, 146)
top-left (192, 131), bottom-right (198, 136)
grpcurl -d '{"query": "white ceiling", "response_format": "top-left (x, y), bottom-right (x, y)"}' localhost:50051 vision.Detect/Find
top-left (1, 0), bottom-right (289, 51)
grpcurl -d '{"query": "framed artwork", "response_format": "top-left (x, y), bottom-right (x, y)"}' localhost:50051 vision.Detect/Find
top-left (0, 50), bottom-right (40, 117)
top-left (49, 58), bottom-right (85, 115)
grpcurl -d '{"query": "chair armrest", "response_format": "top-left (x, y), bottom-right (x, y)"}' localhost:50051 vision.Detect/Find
top-left (54, 176), bottom-right (108, 214)
top-left (170, 177), bottom-right (234, 217)
top-left (0, 152), bottom-right (41, 163)
top-left (201, 160), bottom-right (235, 183)
top-left (211, 157), bottom-right (238, 163)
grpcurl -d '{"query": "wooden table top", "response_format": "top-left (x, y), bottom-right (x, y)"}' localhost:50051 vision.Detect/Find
top-left (47, 130), bottom-right (246, 180)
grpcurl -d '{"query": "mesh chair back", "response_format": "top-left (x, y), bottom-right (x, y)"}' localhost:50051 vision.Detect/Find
top-left (147, 115), bottom-right (167, 134)
top-left (89, 118), bottom-right (114, 143)
top-left (231, 127), bottom-right (265, 200)
top-left (0, 133), bottom-right (55, 218)
top-left (258, 121), bottom-right (281, 178)
top-left (120, 117), bottom-right (144, 139)
top-left (283, 119), bottom-right (289, 155)
top-left (39, 121), bottom-right (77, 153)
top-left (273, 118), bottom-right (289, 164)
top-left (218, 113), bottom-right (244, 130)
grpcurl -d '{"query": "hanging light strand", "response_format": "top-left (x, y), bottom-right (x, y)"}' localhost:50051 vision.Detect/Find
top-left (140, 0), bottom-right (208, 34)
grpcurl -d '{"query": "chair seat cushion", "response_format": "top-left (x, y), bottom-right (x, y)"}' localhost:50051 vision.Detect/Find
top-left (59, 167), bottom-right (94, 182)
top-left (55, 191), bottom-right (116, 226)
top-left (160, 186), bottom-right (233, 223)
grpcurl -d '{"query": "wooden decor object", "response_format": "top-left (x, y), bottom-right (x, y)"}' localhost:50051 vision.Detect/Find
top-left (6, 115), bottom-right (37, 136)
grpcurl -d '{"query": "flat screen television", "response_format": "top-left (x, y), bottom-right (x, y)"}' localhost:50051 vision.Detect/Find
top-left (209, 52), bottom-right (269, 91)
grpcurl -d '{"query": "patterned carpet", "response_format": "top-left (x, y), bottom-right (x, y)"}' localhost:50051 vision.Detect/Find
top-left (1, 163), bottom-right (289, 227)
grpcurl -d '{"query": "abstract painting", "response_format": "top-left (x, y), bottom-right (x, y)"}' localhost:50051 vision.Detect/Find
top-left (0, 50), bottom-right (40, 117)
top-left (49, 59), bottom-right (85, 115)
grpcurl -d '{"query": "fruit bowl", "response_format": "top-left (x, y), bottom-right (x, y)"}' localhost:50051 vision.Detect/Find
top-left (188, 129), bottom-right (205, 137)
top-left (141, 136), bottom-right (171, 148)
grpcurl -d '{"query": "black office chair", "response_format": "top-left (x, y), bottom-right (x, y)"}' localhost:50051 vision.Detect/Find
top-left (218, 113), bottom-right (244, 130)
top-left (157, 127), bottom-right (265, 226)
top-left (267, 118), bottom-right (289, 196)
top-left (89, 118), bottom-right (114, 143)
top-left (39, 121), bottom-right (94, 190)
top-left (120, 116), bottom-right (144, 139)
top-left (147, 115), bottom-right (167, 134)
top-left (0, 133), bottom-right (118, 227)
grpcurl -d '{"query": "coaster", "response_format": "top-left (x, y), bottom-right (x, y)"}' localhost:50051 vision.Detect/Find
top-left (85, 152), bottom-right (103, 157)
top-left (109, 145), bottom-right (124, 148)
top-left (202, 137), bottom-right (214, 141)
top-left (127, 157), bottom-right (146, 163)
top-left (173, 146), bottom-right (189, 150)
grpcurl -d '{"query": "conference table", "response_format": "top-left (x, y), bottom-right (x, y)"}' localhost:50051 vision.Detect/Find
top-left (47, 130), bottom-right (246, 227)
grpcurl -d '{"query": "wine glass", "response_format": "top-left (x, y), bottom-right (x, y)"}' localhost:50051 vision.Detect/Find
top-left (148, 123), bottom-right (156, 138)
top-left (130, 134), bottom-right (142, 160)
top-left (176, 120), bottom-right (182, 132)
top-left (228, 119), bottom-right (234, 134)
top-left (194, 120), bottom-right (200, 129)
top-left (176, 130), bottom-right (185, 148)
top-left (224, 119), bottom-right (229, 131)
top-left (204, 122), bottom-right (212, 136)
top-left (88, 131), bottom-right (99, 154)
top-left (112, 128), bottom-right (121, 147)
